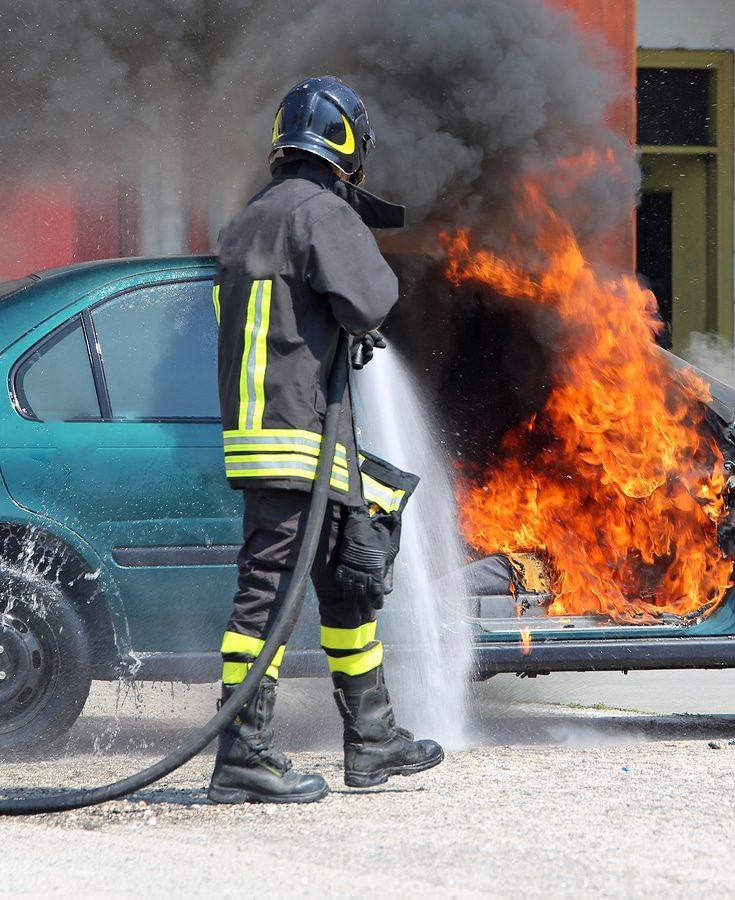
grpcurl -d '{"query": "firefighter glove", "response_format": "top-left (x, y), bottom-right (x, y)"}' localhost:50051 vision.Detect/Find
top-left (334, 565), bottom-right (385, 610)
top-left (335, 506), bottom-right (401, 611)
top-left (350, 330), bottom-right (386, 369)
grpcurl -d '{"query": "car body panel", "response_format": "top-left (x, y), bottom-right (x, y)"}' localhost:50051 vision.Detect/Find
top-left (469, 594), bottom-right (735, 644)
top-left (0, 257), bottom-right (327, 670)
top-left (0, 468), bottom-right (135, 662)
top-left (1, 262), bottom-right (234, 652)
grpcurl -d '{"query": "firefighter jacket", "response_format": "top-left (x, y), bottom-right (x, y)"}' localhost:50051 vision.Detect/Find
top-left (214, 157), bottom-right (402, 507)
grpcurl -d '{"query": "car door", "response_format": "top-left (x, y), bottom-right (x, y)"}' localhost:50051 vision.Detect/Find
top-left (2, 270), bottom-right (241, 653)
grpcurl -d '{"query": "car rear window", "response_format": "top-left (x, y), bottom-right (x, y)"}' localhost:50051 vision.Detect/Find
top-left (13, 317), bottom-right (100, 421)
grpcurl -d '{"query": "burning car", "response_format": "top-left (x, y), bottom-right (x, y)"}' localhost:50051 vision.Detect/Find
top-left (0, 241), bottom-right (733, 753)
top-left (415, 184), bottom-right (735, 680)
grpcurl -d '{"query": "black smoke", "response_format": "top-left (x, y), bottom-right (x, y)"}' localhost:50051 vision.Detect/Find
top-left (2, 0), bottom-right (637, 256)
top-left (232, 0), bottom-right (637, 256)
top-left (2, 0), bottom-right (639, 460)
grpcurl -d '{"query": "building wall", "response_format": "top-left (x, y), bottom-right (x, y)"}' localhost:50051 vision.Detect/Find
top-left (0, 178), bottom-right (127, 280)
top-left (638, 0), bottom-right (735, 328)
top-left (638, 0), bottom-right (735, 49)
top-left (555, 0), bottom-right (636, 269)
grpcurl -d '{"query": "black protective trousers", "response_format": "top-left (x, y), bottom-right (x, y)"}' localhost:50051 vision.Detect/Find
top-left (220, 489), bottom-right (382, 685)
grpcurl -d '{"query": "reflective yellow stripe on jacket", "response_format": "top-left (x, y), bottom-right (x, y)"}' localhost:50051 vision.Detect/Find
top-left (212, 284), bottom-right (221, 324)
top-left (218, 277), bottom-right (353, 494)
top-left (239, 279), bottom-right (273, 431)
top-left (359, 455), bottom-right (407, 513)
top-left (223, 428), bottom-right (350, 492)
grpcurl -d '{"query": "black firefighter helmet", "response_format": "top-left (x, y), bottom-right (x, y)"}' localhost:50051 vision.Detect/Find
top-left (269, 76), bottom-right (376, 185)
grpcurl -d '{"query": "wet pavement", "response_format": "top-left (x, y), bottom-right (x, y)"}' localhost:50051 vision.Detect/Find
top-left (3, 675), bottom-right (735, 898)
top-left (50, 668), bottom-right (735, 757)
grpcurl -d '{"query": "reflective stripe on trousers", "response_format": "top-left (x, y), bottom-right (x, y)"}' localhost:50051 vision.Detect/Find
top-left (220, 630), bottom-right (286, 683)
top-left (320, 621), bottom-right (383, 676)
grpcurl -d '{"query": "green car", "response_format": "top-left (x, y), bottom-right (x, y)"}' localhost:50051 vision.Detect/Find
top-left (2, 257), bottom-right (735, 753)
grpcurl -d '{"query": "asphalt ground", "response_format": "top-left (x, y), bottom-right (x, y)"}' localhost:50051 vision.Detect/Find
top-left (3, 672), bottom-right (735, 898)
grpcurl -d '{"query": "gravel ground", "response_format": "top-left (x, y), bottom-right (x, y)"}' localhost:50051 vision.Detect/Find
top-left (3, 679), bottom-right (735, 899)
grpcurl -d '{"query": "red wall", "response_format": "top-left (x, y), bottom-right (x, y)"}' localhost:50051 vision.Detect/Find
top-left (0, 181), bottom-right (77, 280)
top-left (0, 177), bottom-right (133, 280)
top-left (553, 0), bottom-right (637, 269)
top-left (557, 0), bottom-right (636, 140)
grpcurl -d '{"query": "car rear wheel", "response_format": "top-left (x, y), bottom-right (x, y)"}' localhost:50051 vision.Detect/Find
top-left (0, 566), bottom-right (92, 755)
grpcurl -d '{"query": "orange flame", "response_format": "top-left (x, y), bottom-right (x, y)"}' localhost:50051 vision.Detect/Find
top-left (445, 172), bottom-right (732, 622)
top-left (520, 627), bottom-right (532, 655)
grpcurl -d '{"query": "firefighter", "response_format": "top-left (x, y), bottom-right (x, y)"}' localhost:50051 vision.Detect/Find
top-left (208, 76), bottom-right (444, 804)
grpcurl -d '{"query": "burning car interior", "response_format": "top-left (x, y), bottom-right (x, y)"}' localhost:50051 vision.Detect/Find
top-left (385, 217), bottom-right (735, 639)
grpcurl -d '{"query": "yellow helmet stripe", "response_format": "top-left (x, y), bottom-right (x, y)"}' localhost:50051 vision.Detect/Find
top-left (323, 114), bottom-right (355, 155)
top-left (272, 107), bottom-right (284, 144)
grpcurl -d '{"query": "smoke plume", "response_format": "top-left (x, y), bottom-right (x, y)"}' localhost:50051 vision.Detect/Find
top-left (682, 333), bottom-right (735, 388)
top-left (2, 0), bottom-right (638, 260)
top-left (228, 0), bottom-right (638, 255)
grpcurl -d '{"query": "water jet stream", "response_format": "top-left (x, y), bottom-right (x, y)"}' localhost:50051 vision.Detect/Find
top-left (353, 346), bottom-right (473, 750)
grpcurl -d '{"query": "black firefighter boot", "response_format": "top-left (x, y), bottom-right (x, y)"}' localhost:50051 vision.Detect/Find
top-left (207, 679), bottom-right (329, 804)
top-left (332, 665), bottom-right (444, 787)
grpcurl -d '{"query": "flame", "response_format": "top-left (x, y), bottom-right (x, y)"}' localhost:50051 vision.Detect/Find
top-left (520, 627), bottom-right (532, 655)
top-left (445, 171), bottom-right (732, 622)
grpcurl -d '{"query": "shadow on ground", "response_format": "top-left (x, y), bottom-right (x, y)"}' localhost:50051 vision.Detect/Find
top-left (44, 705), bottom-right (735, 760)
top-left (9, 675), bottom-right (735, 762)
top-left (468, 709), bottom-right (735, 747)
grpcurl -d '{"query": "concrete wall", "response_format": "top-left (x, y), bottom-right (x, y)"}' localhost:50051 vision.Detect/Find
top-left (638, 0), bottom-right (735, 328)
top-left (638, 0), bottom-right (735, 50)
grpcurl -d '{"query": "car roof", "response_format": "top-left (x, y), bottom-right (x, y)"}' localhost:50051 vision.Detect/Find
top-left (0, 255), bottom-right (218, 355)
top-left (662, 347), bottom-right (735, 425)
top-left (0, 276), bottom-right (37, 300)
top-left (27, 254), bottom-right (216, 283)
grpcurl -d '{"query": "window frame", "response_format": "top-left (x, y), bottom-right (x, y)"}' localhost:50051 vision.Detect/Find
top-left (637, 48), bottom-right (734, 344)
top-left (11, 275), bottom-right (220, 425)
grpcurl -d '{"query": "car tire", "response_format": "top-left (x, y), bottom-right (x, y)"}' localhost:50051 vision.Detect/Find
top-left (0, 566), bottom-right (92, 755)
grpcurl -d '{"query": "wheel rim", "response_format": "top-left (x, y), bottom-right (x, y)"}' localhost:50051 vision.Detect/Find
top-left (0, 605), bottom-right (60, 734)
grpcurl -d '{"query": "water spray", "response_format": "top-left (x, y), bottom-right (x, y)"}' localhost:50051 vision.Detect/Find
top-left (0, 336), bottom-right (349, 816)
top-left (354, 346), bottom-right (473, 748)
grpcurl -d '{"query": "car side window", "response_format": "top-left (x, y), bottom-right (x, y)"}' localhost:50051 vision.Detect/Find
top-left (14, 317), bottom-right (100, 421)
top-left (91, 280), bottom-right (219, 421)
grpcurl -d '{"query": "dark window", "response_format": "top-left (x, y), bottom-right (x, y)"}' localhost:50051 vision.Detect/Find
top-left (637, 68), bottom-right (713, 146)
top-left (636, 192), bottom-right (673, 348)
top-left (91, 280), bottom-right (219, 420)
top-left (14, 317), bottom-right (100, 421)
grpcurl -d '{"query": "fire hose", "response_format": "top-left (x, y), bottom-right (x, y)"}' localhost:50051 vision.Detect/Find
top-left (0, 334), bottom-right (349, 816)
